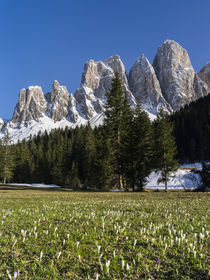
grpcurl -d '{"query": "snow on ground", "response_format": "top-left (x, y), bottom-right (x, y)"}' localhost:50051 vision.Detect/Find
top-left (10, 183), bottom-right (60, 188)
top-left (180, 162), bottom-right (202, 169)
top-left (110, 167), bottom-right (202, 191)
top-left (145, 168), bottom-right (201, 190)
top-left (8, 166), bottom-right (203, 191)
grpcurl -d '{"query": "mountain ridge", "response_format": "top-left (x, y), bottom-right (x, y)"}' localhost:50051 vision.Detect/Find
top-left (1, 39), bottom-right (210, 143)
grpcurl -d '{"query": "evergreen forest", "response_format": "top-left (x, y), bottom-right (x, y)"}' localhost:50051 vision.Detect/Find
top-left (0, 74), bottom-right (209, 190)
top-left (171, 94), bottom-right (210, 162)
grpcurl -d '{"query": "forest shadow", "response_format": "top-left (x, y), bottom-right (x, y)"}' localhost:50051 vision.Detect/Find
top-left (0, 185), bottom-right (72, 192)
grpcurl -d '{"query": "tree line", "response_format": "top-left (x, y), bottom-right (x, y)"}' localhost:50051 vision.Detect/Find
top-left (0, 73), bottom-right (209, 191)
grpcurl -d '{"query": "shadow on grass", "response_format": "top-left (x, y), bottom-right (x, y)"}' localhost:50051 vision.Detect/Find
top-left (0, 184), bottom-right (72, 192)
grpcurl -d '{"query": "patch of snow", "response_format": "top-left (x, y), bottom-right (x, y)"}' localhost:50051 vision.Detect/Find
top-left (10, 183), bottom-right (60, 188)
top-left (144, 110), bottom-right (157, 121)
top-left (180, 162), bottom-right (202, 169)
top-left (145, 168), bottom-right (201, 190)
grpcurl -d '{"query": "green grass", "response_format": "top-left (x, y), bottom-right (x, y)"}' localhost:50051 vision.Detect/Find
top-left (0, 186), bottom-right (209, 279)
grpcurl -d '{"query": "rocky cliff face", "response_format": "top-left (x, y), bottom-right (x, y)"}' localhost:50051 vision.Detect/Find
top-left (153, 40), bottom-right (208, 111)
top-left (74, 55), bottom-right (136, 119)
top-left (46, 80), bottom-right (70, 121)
top-left (12, 86), bottom-right (47, 124)
top-left (198, 62), bottom-right (210, 89)
top-left (0, 118), bottom-right (4, 131)
top-left (129, 54), bottom-right (172, 114)
top-left (2, 39), bottom-right (209, 142)
top-left (68, 94), bottom-right (79, 123)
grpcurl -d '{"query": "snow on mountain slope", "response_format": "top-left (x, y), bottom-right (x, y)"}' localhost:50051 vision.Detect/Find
top-left (2, 113), bottom-right (104, 144)
top-left (0, 118), bottom-right (4, 130)
top-left (0, 40), bottom-right (209, 143)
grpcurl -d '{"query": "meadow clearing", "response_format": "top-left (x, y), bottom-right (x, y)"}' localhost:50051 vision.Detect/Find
top-left (0, 186), bottom-right (209, 279)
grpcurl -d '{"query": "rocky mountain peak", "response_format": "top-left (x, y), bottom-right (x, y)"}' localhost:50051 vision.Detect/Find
top-left (104, 55), bottom-right (131, 88)
top-left (52, 80), bottom-right (63, 90)
top-left (198, 62), bottom-right (210, 89)
top-left (81, 59), bottom-right (111, 90)
top-left (68, 94), bottom-right (79, 123)
top-left (74, 56), bottom-right (136, 119)
top-left (46, 80), bottom-right (70, 121)
top-left (154, 40), bottom-right (193, 74)
top-left (12, 86), bottom-right (47, 124)
top-left (136, 54), bottom-right (154, 71)
top-left (153, 40), bottom-right (208, 110)
top-left (1, 39), bottom-right (209, 143)
top-left (129, 54), bottom-right (172, 114)
top-left (0, 118), bottom-right (4, 131)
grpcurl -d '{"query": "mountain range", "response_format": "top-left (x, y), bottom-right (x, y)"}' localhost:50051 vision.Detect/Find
top-left (0, 39), bottom-right (210, 143)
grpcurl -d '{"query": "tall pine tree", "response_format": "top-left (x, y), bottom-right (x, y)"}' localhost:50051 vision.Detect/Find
top-left (0, 129), bottom-right (14, 183)
top-left (154, 109), bottom-right (178, 191)
top-left (104, 72), bottom-right (129, 189)
top-left (121, 105), bottom-right (153, 191)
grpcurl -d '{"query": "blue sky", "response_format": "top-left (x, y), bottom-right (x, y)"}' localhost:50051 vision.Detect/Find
top-left (0, 0), bottom-right (210, 119)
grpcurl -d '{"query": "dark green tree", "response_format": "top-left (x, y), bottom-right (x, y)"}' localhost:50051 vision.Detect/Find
top-left (200, 105), bottom-right (210, 191)
top-left (200, 161), bottom-right (210, 191)
top-left (93, 127), bottom-right (112, 189)
top-left (82, 124), bottom-right (96, 187)
top-left (104, 72), bottom-right (128, 189)
top-left (68, 161), bottom-right (81, 189)
top-left (121, 105), bottom-right (153, 191)
top-left (0, 129), bottom-right (14, 183)
top-left (154, 109), bottom-right (178, 191)
top-left (172, 95), bottom-right (210, 162)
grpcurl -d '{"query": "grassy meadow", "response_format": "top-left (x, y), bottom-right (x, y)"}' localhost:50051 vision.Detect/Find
top-left (0, 186), bottom-right (209, 279)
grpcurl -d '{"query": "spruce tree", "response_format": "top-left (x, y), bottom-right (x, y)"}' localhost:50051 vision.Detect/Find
top-left (93, 127), bottom-right (112, 189)
top-left (83, 123), bottom-right (96, 187)
top-left (201, 105), bottom-right (210, 191)
top-left (121, 105), bottom-right (153, 191)
top-left (119, 98), bottom-right (134, 190)
top-left (200, 161), bottom-right (210, 191)
top-left (104, 72), bottom-right (128, 189)
top-left (69, 161), bottom-right (81, 189)
top-left (154, 109), bottom-right (178, 191)
top-left (0, 129), bottom-right (14, 183)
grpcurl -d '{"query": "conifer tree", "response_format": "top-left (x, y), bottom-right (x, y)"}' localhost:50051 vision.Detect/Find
top-left (201, 105), bottom-right (210, 191)
top-left (121, 105), bottom-right (153, 191)
top-left (83, 123), bottom-right (96, 187)
top-left (93, 128), bottom-right (112, 189)
top-left (50, 142), bottom-right (64, 185)
top-left (154, 109), bottom-right (178, 191)
top-left (0, 129), bottom-right (14, 183)
top-left (15, 141), bottom-right (32, 183)
top-left (200, 161), bottom-right (210, 191)
top-left (69, 161), bottom-right (81, 189)
top-left (104, 72), bottom-right (128, 189)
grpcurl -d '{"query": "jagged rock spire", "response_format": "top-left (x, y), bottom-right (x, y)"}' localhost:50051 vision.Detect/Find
top-left (129, 54), bottom-right (172, 114)
top-left (12, 86), bottom-right (47, 124)
top-left (198, 62), bottom-right (210, 89)
top-left (153, 40), bottom-right (208, 111)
